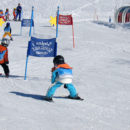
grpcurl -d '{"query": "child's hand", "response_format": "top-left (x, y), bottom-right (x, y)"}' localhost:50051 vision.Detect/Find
top-left (51, 67), bottom-right (56, 72)
top-left (5, 61), bottom-right (9, 64)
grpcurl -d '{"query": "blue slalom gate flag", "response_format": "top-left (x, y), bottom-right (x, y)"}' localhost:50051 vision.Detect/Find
top-left (20, 6), bottom-right (34, 36)
top-left (24, 37), bottom-right (57, 80)
top-left (20, 19), bottom-right (34, 35)
top-left (21, 19), bottom-right (34, 27)
top-left (27, 37), bottom-right (57, 57)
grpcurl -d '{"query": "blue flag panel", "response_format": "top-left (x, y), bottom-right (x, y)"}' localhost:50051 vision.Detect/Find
top-left (21, 19), bottom-right (34, 27)
top-left (27, 37), bottom-right (57, 57)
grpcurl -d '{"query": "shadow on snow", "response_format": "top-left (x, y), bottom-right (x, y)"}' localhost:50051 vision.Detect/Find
top-left (10, 91), bottom-right (70, 101)
top-left (0, 74), bottom-right (24, 78)
top-left (10, 91), bottom-right (44, 101)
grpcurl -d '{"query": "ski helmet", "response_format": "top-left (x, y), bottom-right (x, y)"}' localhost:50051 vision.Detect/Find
top-left (6, 22), bottom-right (10, 27)
top-left (53, 55), bottom-right (65, 65)
top-left (1, 38), bottom-right (10, 47)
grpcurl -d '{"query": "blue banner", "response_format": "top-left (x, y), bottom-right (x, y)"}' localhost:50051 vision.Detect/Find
top-left (27, 37), bottom-right (57, 57)
top-left (21, 19), bottom-right (34, 27)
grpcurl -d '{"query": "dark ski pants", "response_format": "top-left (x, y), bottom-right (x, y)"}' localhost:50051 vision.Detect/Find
top-left (0, 63), bottom-right (9, 75)
top-left (16, 12), bottom-right (21, 21)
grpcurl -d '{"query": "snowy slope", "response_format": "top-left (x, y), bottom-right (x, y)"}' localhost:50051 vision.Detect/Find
top-left (0, 0), bottom-right (130, 130)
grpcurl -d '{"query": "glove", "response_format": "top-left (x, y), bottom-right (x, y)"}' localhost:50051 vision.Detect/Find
top-left (51, 67), bottom-right (56, 72)
top-left (64, 84), bottom-right (67, 89)
top-left (5, 61), bottom-right (9, 64)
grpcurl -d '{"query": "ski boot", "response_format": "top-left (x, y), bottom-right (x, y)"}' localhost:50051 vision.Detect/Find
top-left (10, 37), bottom-right (13, 41)
top-left (44, 97), bottom-right (53, 102)
top-left (5, 73), bottom-right (9, 78)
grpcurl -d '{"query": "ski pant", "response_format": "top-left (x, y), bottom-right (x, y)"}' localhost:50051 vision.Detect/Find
top-left (46, 82), bottom-right (77, 98)
top-left (13, 15), bottom-right (16, 20)
top-left (16, 12), bottom-right (21, 21)
top-left (3, 32), bottom-right (12, 38)
top-left (0, 63), bottom-right (9, 75)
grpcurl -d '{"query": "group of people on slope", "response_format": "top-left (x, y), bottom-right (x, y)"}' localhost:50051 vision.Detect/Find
top-left (0, 39), bottom-right (82, 100)
top-left (0, 3), bottom-right (22, 78)
top-left (0, 3), bottom-right (22, 21)
top-left (0, 3), bottom-right (82, 101)
top-left (0, 19), bottom-right (13, 77)
top-left (0, 36), bottom-right (82, 101)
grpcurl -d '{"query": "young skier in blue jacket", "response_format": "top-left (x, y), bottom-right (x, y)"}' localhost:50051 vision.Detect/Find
top-left (45, 55), bottom-right (82, 101)
top-left (3, 22), bottom-right (13, 40)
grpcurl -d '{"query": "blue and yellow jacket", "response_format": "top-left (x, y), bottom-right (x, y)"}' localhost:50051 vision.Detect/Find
top-left (4, 26), bottom-right (11, 33)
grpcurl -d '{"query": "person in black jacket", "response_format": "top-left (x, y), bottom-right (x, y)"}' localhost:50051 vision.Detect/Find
top-left (16, 3), bottom-right (22, 21)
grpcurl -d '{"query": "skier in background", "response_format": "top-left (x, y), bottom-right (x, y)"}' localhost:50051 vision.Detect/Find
top-left (0, 10), bottom-right (6, 21)
top-left (0, 38), bottom-right (10, 77)
top-left (45, 55), bottom-right (82, 101)
top-left (16, 3), bottom-right (22, 21)
top-left (13, 8), bottom-right (17, 21)
top-left (109, 16), bottom-right (111, 23)
top-left (2, 22), bottom-right (13, 41)
top-left (5, 8), bottom-right (10, 21)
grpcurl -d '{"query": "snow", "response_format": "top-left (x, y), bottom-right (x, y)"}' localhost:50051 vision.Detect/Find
top-left (0, 0), bottom-right (130, 130)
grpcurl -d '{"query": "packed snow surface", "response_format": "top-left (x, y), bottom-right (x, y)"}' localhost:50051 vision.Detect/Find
top-left (0, 0), bottom-right (130, 130)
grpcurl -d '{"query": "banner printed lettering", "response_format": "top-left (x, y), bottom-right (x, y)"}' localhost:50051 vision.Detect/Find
top-left (27, 37), bottom-right (57, 57)
top-left (21, 19), bottom-right (34, 27)
top-left (58, 15), bottom-right (73, 25)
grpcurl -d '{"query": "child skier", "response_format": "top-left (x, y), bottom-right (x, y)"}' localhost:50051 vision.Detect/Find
top-left (0, 38), bottom-right (10, 77)
top-left (3, 22), bottom-right (13, 41)
top-left (0, 10), bottom-right (6, 21)
top-left (45, 55), bottom-right (82, 101)
top-left (5, 8), bottom-right (9, 21)
top-left (13, 8), bottom-right (16, 21)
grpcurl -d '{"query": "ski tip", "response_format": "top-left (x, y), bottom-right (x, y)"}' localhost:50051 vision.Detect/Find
top-left (67, 96), bottom-right (84, 101)
top-left (72, 97), bottom-right (84, 101)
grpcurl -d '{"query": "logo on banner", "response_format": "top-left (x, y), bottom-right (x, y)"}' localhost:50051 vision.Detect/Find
top-left (27, 37), bottom-right (57, 57)
top-left (21, 19), bottom-right (34, 27)
top-left (58, 15), bottom-right (73, 25)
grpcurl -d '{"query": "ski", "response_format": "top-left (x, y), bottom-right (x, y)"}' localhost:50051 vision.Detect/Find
top-left (42, 96), bottom-right (84, 102)
top-left (53, 96), bottom-right (84, 101)
top-left (42, 96), bottom-right (54, 102)
top-left (64, 96), bottom-right (84, 101)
